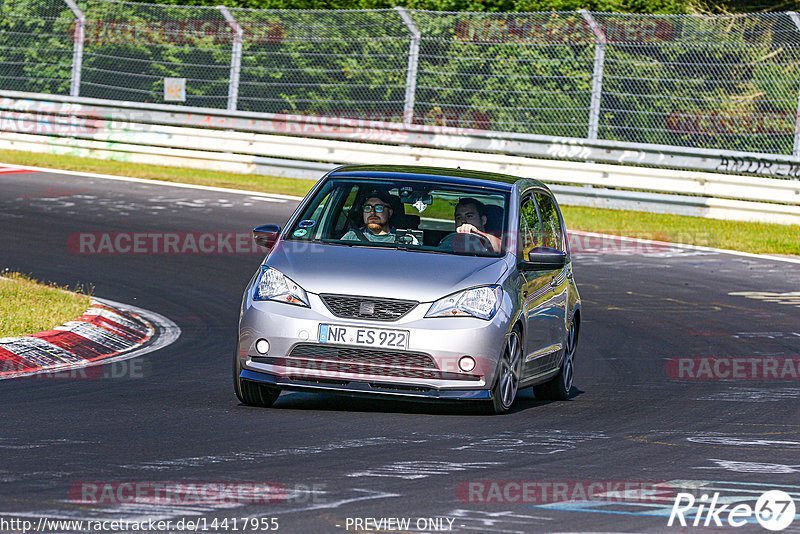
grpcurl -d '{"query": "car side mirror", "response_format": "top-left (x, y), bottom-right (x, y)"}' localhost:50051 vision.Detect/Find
top-left (519, 247), bottom-right (568, 270)
top-left (253, 225), bottom-right (281, 249)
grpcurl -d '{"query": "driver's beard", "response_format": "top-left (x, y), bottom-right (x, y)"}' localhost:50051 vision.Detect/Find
top-left (366, 222), bottom-right (385, 233)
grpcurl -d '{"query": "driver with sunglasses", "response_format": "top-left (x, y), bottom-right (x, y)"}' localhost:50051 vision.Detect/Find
top-left (341, 190), bottom-right (418, 244)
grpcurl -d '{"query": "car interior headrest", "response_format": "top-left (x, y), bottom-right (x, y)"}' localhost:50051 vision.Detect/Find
top-left (483, 204), bottom-right (504, 235)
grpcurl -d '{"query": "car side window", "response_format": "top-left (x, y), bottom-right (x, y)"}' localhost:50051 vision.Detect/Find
top-left (291, 183), bottom-right (354, 240)
top-left (302, 189), bottom-right (333, 239)
top-left (519, 197), bottom-right (539, 259)
top-left (534, 192), bottom-right (564, 252)
top-left (333, 185), bottom-right (360, 236)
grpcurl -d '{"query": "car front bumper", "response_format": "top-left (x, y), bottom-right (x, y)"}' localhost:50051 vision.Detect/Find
top-left (237, 292), bottom-right (512, 396)
top-left (238, 369), bottom-right (492, 400)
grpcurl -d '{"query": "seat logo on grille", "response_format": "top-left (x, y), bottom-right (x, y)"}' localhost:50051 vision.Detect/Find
top-left (359, 302), bottom-right (376, 315)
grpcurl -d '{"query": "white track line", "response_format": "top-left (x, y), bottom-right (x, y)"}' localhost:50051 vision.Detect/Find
top-left (0, 163), bottom-right (304, 201)
top-left (570, 230), bottom-right (800, 265)
top-left (4, 162), bottom-right (797, 264)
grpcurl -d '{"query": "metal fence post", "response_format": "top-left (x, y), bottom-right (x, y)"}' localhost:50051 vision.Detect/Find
top-left (787, 12), bottom-right (800, 156)
top-left (218, 6), bottom-right (243, 111)
top-left (62, 0), bottom-right (85, 97)
top-left (579, 10), bottom-right (606, 141)
top-left (395, 7), bottom-right (420, 125)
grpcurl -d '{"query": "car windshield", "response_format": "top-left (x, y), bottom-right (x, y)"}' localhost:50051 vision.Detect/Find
top-left (286, 178), bottom-right (509, 257)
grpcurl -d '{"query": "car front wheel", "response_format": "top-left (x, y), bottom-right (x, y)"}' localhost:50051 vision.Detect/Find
top-left (233, 349), bottom-right (281, 407)
top-left (487, 328), bottom-right (522, 415)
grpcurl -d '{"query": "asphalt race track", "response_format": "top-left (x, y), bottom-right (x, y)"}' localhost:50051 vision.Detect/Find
top-left (1, 168), bottom-right (799, 534)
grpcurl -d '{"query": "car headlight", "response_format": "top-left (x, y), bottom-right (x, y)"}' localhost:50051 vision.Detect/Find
top-left (253, 267), bottom-right (310, 307)
top-left (426, 285), bottom-right (502, 320)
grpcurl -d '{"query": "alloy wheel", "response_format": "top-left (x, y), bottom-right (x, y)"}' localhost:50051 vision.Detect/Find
top-left (499, 330), bottom-right (521, 409)
top-left (561, 321), bottom-right (576, 393)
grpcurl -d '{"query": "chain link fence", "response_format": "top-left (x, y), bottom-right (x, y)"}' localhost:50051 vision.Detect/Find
top-left (2, 0), bottom-right (800, 156)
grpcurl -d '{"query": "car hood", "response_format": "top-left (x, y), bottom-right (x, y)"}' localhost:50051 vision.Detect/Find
top-left (264, 241), bottom-right (509, 302)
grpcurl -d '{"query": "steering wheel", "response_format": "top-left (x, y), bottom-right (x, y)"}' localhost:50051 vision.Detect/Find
top-left (450, 232), bottom-right (493, 253)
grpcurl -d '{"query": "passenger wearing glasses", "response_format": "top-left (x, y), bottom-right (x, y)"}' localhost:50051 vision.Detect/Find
top-left (341, 190), bottom-right (417, 244)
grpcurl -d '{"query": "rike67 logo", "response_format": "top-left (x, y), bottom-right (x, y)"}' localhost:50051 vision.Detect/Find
top-left (668, 490), bottom-right (796, 530)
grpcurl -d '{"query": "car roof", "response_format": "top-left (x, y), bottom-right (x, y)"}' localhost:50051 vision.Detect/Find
top-left (327, 165), bottom-right (546, 192)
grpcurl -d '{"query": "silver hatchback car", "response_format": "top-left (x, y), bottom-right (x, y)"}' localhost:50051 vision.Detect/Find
top-left (234, 165), bottom-right (581, 414)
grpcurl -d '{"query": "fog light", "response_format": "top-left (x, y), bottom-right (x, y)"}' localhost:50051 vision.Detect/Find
top-left (459, 356), bottom-right (476, 372)
top-left (255, 339), bottom-right (270, 355)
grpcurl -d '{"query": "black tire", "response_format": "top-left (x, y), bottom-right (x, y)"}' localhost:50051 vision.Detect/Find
top-left (233, 350), bottom-right (281, 407)
top-left (486, 328), bottom-right (523, 415)
top-left (532, 319), bottom-right (578, 401)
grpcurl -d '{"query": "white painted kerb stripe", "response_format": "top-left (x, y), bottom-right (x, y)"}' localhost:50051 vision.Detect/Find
top-left (0, 163), bottom-right (304, 201)
top-left (91, 297), bottom-right (181, 364)
top-left (570, 230), bottom-right (800, 265)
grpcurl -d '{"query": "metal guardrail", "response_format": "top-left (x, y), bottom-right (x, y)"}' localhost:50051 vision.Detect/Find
top-left (4, 90), bottom-right (800, 180)
top-left (1, 91), bottom-right (799, 225)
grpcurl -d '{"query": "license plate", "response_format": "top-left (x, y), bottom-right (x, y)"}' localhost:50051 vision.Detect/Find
top-left (318, 324), bottom-right (408, 350)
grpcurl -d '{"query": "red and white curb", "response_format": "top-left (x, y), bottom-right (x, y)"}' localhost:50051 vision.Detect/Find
top-left (0, 166), bottom-right (35, 175)
top-left (0, 297), bottom-right (180, 379)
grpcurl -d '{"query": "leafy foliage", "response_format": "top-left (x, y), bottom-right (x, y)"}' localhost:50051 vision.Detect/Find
top-left (2, 0), bottom-right (799, 154)
top-left (118, 0), bottom-right (800, 14)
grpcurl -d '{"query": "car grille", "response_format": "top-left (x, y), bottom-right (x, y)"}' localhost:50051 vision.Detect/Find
top-left (288, 343), bottom-right (436, 369)
top-left (286, 360), bottom-right (446, 380)
top-left (319, 294), bottom-right (417, 321)
top-left (254, 344), bottom-right (478, 381)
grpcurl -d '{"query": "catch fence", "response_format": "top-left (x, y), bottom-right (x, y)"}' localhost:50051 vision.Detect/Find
top-left (2, 1), bottom-right (800, 157)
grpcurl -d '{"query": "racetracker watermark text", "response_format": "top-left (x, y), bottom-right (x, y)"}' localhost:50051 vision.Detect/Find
top-left (68, 230), bottom-right (694, 256)
top-left (73, 20), bottom-right (286, 44)
top-left (457, 480), bottom-right (675, 503)
top-left (667, 357), bottom-right (800, 380)
top-left (12, 360), bottom-right (151, 380)
top-left (453, 16), bottom-right (676, 43)
top-left (68, 232), bottom-right (266, 255)
top-left (68, 482), bottom-right (325, 505)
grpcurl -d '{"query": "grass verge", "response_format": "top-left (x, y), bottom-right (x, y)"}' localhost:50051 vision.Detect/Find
top-left (0, 150), bottom-right (315, 198)
top-left (0, 271), bottom-right (91, 337)
top-left (561, 206), bottom-right (800, 256)
top-left (2, 149), bottom-right (797, 256)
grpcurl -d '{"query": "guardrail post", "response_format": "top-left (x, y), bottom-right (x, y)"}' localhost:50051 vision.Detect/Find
top-left (787, 12), bottom-right (800, 156)
top-left (62, 0), bottom-right (85, 97)
top-left (218, 6), bottom-right (243, 111)
top-left (579, 10), bottom-right (606, 141)
top-left (395, 7), bottom-right (420, 125)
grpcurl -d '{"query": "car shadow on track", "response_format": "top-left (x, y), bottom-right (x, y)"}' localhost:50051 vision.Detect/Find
top-left (239, 387), bottom-right (585, 416)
